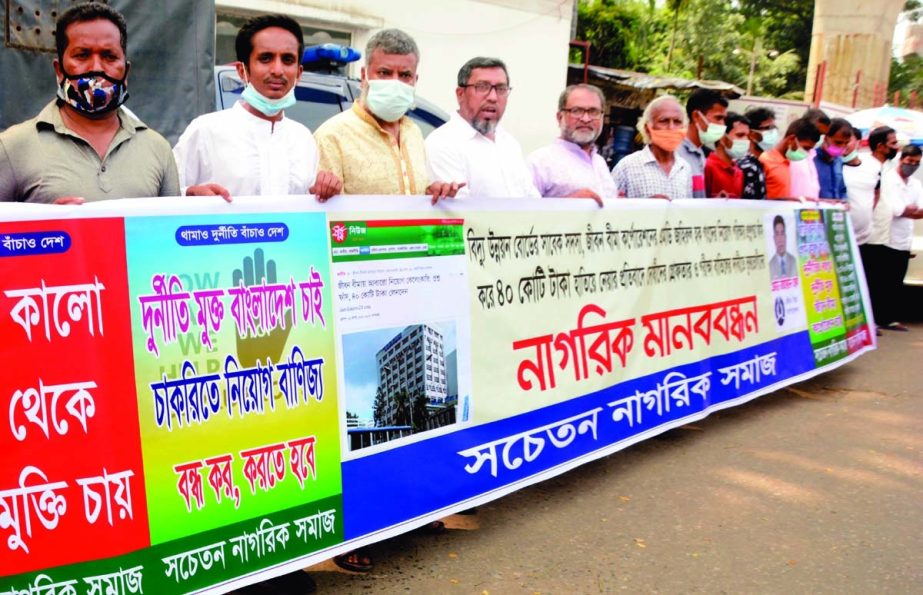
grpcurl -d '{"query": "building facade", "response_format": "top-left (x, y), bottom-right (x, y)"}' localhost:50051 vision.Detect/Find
top-left (376, 324), bottom-right (448, 426)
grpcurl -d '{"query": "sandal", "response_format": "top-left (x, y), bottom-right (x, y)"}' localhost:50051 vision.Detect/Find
top-left (334, 550), bottom-right (373, 573)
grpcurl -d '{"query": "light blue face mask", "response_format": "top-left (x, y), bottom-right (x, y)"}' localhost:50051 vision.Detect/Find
top-left (727, 138), bottom-right (751, 160)
top-left (696, 112), bottom-right (725, 150)
top-left (758, 128), bottom-right (780, 151)
top-left (364, 79), bottom-right (416, 122)
top-left (241, 83), bottom-right (296, 117)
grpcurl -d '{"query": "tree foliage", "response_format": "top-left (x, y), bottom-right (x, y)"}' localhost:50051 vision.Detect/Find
top-left (888, 55), bottom-right (923, 104)
top-left (576, 0), bottom-right (814, 98)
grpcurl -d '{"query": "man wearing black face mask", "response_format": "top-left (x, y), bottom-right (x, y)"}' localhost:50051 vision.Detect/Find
top-left (876, 144), bottom-right (923, 331)
top-left (0, 2), bottom-right (178, 203)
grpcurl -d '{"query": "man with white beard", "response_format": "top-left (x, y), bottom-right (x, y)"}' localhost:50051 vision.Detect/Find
top-left (527, 84), bottom-right (614, 205)
top-left (425, 56), bottom-right (540, 198)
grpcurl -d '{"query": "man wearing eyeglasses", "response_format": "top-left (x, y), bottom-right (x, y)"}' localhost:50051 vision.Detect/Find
top-left (526, 84), bottom-right (615, 205)
top-left (425, 56), bottom-right (540, 198)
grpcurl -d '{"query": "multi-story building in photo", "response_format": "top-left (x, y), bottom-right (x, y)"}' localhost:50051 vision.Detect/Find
top-left (376, 324), bottom-right (448, 426)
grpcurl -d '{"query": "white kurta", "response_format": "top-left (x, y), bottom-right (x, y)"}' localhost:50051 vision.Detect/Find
top-left (425, 112), bottom-right (540, 199)
top-left (173, 101), bottom-right (318, 196)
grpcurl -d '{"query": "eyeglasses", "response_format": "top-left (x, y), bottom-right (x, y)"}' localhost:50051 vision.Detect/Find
top-left (461, 82), bottom-right (511, 97)
top-left (561, 107), bottom-right (603, 119)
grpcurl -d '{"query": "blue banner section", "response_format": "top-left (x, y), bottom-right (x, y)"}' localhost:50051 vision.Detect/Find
top-left (175, 223), bottom-right (289, 246)
top-left (342, 331), bottom-right (815, 538)
top-left (0, 231), bottom-right (70, 257)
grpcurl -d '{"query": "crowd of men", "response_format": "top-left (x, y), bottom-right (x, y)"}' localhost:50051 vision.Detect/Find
top-left (2, 4), bottom-right (917, 333)
top-left (1, 3), bottom-right (921, 592)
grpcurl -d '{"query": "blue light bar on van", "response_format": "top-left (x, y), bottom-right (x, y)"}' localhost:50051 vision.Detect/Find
top-left (302, 43), bottom-right (361, 66)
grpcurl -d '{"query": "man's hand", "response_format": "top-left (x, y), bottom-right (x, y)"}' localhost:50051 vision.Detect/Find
top-left (53, 196), bottom-right (85, 205)
top-left (310, 170), bottom-right (342, 202)
top-left (426, 181), bottom-right (466, 205)
top-left (565, 188), bottom-right (603, 207)
top-left (187, 183), bottom-right (232, 202)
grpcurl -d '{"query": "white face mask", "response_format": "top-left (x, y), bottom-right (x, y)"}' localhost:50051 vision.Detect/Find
top-left (758, 128), bottom-right (780, 151)
top-left (728, 138), bottom-right (751, 160)
top-left (697, 115), bottom-right (725, 150)
top-left (364, 79), bottom-right (416, 122)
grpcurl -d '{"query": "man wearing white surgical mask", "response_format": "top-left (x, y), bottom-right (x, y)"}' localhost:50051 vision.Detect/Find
top-left (174, 14), bottom-right (341, 201)
top-left (704, 112), bottom-right (750, 198)
top-left (677, 89), bottom-right (728, 197)
top-left (314, 28), bottom-right (462, 202)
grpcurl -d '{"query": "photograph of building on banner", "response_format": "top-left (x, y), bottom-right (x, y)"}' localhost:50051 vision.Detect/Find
top-left (329, 217), bottom-right (473, 458)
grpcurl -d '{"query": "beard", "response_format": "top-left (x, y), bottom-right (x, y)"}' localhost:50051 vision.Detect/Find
top-left (471, 117), bottom-right (497, 137)
top-left (560, 123), bottom-right (600, 147)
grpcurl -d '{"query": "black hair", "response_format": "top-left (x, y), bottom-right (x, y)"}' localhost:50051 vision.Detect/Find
top-left (724, 112), bottom-right (751, 134)
top-left (457, 57), bottom-right (509, 87)
top-left (744, 106), bottom-right (775, 129)
top-left (685, 88), bottom-right (728, 118)
top-left (803, 107), bottom-right (831, 128)
top-left (868, 126), bottom-right (895, 151)
top-left (236, 14), bottom-right (304, 65)
top-left (850, 126), bottom-right (863, 140)
top-left (55, 2), bottom-right (128, 62)
top-left (826, 117), bottom-right (852, 137)
top-left (902, 144), bottom-right (922, 158)
top-left (773, 215), bottom-right (785, 230)
top-left (785, 117), bottom-right (820, 143)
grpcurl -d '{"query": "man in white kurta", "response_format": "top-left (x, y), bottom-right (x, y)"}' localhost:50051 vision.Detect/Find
top-left (174, 102), bottom-right (320, 196)
top-left (173, 15), bottom-right (339, 200)
top-left (425, 57), bottom-right (539, 198)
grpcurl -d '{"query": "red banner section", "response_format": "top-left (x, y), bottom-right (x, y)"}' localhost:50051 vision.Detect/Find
top-left (0, 219), bottom-right (149, 576)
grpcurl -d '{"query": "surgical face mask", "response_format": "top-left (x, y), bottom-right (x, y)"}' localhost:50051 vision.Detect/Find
top-left (57, 69), bottom-right (128, 116)
top-left (648, 127), bottom-right (687, 152)
top-left (696, 112), bottom-right (725, 150)
top-left (757, 128), bottom-right (779, 151)
top-left (727, 138), bottom-right (751, 160)
top-left (241, 83), bottom-right (295, 117)
top-left (786, 145), bottom-right (808, 161)
top-left (814, 134), bottom-right (825, 149)
top-left (364, 79), bottom-right (415, 122)
top-left (900, 163), bottom-right (920, 178)
top-left (824, 143), bottom-right (845, 158)
top-left (842, 150), bottom-right (859, 163)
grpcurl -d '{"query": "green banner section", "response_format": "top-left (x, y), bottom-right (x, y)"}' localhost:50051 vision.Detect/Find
top-left (329, 219), bottom-right (465, 263)
top-left (0, 495), bottom-right (342, 595)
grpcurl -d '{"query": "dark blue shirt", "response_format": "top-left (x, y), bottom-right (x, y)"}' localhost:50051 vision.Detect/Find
top-left (814, 148), bottom-right (847, 199)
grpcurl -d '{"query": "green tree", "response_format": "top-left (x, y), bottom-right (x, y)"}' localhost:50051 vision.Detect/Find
top-left (411, 392), bottom-right (429, 433)
top-left (393, 389), bottom-right (411, 427)
top-left (373, 385), bottom-right (387, 426)
top-left (576, 0), bottom-right (665, 71)
top-left (888, 55), bottom-right (923, 105)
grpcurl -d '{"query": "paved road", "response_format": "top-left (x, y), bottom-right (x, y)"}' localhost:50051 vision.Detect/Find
top-left (307, 322), bottom-right (923, 594)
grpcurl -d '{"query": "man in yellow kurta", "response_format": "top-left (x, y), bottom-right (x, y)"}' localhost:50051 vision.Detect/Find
top-left (314, 29), bottom-right (461, 202)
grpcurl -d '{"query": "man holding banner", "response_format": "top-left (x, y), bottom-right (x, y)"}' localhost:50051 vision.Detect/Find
top-left (0, 3), bottom-right (178, 204)
top-left (172, 14), bottom-right (341, 202)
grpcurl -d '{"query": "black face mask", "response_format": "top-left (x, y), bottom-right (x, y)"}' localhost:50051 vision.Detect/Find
top-left (886, 147), bottom-right (899, 161)
top-left (900, 163), bottom-right (919, 178)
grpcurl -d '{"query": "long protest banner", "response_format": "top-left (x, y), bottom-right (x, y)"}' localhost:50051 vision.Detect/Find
top-left (0, 196), bottom-right (874, 594)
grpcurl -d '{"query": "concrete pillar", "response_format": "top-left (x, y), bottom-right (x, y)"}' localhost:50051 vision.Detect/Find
top-left (805, 0), bottom-right (904, 108)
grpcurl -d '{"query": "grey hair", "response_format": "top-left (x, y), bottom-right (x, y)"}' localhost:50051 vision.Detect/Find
top-left (637, 94), bottom-right (687, 144)
top-left (457, 57), bottom-right (509, 87)
top-left (365, 28), bottom-right (419, 61)
top-left (558, 84), bottom-right (606, 111)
